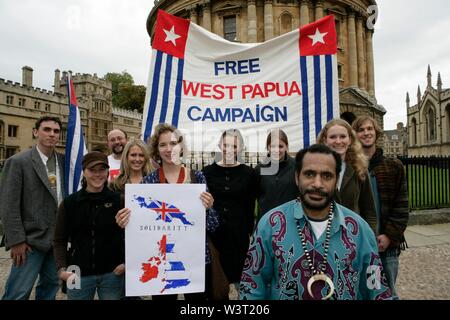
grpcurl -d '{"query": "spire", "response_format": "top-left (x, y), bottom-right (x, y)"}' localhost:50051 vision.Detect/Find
top-left (427, 65), bottom-right (432, 88)
top-left (437, 72), bottom-right (443, 92)
top-left (417, 85), bottom-right (422, 105)
top-left (406, 92), bottom-right (410, 108)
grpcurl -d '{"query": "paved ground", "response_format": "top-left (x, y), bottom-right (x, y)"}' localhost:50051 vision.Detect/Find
top-left (1, 223), bottom-right (449, 300)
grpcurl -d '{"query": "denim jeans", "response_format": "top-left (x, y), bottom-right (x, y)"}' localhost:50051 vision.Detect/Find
top-left (381, 254), bottom-right (399, 300)
top-left (2, 249), bottom-right (59, 300)
top-left (67, 272), bottom-right (125, 300)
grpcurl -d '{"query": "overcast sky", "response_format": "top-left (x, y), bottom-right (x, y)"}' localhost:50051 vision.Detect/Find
top-left (1, 0), bottom-right (449, 130)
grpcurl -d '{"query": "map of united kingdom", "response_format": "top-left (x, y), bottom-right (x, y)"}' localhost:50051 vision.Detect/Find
top-left (134, 196), bottom-right (194, 225)
top-left (140, 234), bottom-right (191, 293)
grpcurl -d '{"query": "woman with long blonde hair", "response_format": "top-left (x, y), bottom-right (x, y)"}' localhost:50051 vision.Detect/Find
top-left (110, 138), bottom-right (153, 192)
top-left (317, 118), bottom-right (377, 233)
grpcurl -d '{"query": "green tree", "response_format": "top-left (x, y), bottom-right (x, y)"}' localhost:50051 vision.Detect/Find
top-left (104, 71), bottom-right (146, 112)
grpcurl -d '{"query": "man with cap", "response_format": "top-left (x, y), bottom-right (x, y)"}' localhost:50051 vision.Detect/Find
top-left (53, 151), bottom-right (125, 300)
top-left (0, 116), bottom-right (65, 300)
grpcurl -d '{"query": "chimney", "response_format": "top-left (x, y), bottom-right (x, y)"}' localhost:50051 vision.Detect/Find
top-left (22, 66), bottom-right (33, 87)
top-left (54, 69), bottom-right (61, 93)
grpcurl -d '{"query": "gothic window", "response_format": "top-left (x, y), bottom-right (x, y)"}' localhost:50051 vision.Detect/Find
top-left (280, 12), bottom-right (293, 35)
top-left (224, 16), bottom-right (237, 42)
top-left (0, 121), bottom-right (4, 144)
top-left (338, 64), bottom-right (343, 80)
top-left (427, 108), bottom-right (436, 142)
top-left (18, 98), bottom-right (26, 107)
top-left (45, 103), bottom-right (51, 112)
top-left (8, 125), bottom-right (18, 138)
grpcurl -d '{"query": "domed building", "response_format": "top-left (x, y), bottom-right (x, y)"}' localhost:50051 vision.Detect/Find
top-left (147, 0), bottom-right (386, 126)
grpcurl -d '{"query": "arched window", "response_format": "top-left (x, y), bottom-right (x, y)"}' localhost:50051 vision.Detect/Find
top-left (411, 117), bottom-right (417, 145)
top-left (280, 12), bottom-right (293, 35)
top-left (427, 107), bottom-right (436, 141)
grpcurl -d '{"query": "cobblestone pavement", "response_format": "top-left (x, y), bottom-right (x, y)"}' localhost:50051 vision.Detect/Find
top-left (1, 224), bottom-right (449, 300)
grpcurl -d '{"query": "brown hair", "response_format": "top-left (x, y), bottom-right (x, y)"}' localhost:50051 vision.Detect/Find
top-left (352, 116), bottom-right (383, 143)
top-left (148, 123), bottom-right (186, 163)
top-left (317, 119), bottom-right (368, 181)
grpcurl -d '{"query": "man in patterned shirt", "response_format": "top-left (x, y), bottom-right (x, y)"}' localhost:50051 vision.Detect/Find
top-left (240, 144), bottom-right (391, 300)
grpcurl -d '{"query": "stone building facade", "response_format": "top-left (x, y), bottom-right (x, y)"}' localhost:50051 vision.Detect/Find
top-left (0, 66), bottom-right (143, 164)
top-left (146, 0), bottom-right (386, 127)
top-left (407, 66), bottom-right (450, 157)
top-left (383, 122), bottom-right (407, 158)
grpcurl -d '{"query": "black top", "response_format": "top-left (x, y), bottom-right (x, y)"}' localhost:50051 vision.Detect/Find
top-left (54, 186), bottom-right (124, 276)
top-left (255, 156), bottom-right (299, 220)
top-left (202, 163), bottom-right (257, 283)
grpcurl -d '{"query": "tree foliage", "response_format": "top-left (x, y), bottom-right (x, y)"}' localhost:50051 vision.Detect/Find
top-left (104, 71), bottom-right (145, 113)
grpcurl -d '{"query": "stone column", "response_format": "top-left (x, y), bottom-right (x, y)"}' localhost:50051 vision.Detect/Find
top-left (247, 0), bottom-right (257, 42)
top-left (356, 16), bottom-right (366, 90)
top-left (300, 0), bottom-right (310, 27)
top-left (202, 2), bottom-right (211, 31)
top-left (264, 0), bottom-right (274, 41)
top-left (315, 0), bottom-right (324, 21)
top-left (347, 11), bottom-right (358, 87)
top-left (366, 29), bottom-right (375, 96)
top-left (189, 6), bottom-right (198, 25)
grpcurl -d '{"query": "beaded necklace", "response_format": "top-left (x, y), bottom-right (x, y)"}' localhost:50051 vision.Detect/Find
top-left (296, 200), bottom-right (335, 300)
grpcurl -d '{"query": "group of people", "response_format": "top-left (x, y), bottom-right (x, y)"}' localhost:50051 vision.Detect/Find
top-left (0, 114), bottom-right (408, 300)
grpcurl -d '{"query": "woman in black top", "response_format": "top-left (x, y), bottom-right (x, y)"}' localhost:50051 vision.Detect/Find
top-left (203, 129), bottom-right (257, 296)
top-left (255, 129), bottom-right (298, 220)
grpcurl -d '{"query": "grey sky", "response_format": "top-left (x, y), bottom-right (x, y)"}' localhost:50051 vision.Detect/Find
top-left (1, 0), bottom-right (449, 130)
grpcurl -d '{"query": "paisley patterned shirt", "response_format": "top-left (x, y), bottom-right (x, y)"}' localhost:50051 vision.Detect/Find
top-left (240, 200), bottom-right (391, 300)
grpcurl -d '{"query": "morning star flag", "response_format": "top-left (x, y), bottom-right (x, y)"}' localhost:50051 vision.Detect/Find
top-left (125, 184), bottom-right (206, 296)
top-left (64, 74), bottom-right (87, 196)
top-left (142, 10), bottom-right (339, 152)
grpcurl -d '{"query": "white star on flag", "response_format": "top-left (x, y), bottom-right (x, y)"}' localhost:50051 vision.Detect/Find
top-left (163, 26), bottom-right (181, 46)
top-left (308, 28), bottom-right (328, 46)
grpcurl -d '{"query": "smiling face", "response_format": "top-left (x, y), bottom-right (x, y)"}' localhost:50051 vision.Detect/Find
top-left (356, 120), bottom-right (377, 149)
top-left (107, 130), bottom-right (127, 156)
top-left (324, 125), bottom-right (351, 160)
top-left (268, 139), bottom-right (288, 162)
top-left (127, 145), bottom-right (146, 173)
top-left (158, 131), bottom-right (182, 166)
top-left (84, 164), bottom-right (108, 193)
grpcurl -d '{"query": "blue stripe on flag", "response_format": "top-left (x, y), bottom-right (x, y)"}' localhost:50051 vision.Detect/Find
top-left (166, 261), bottom-right (185, 271)
top-left (143, 50), bottom-right (163, 142)
top-left (314, 55), bottom-right (322, 137)
top-left (159, 55), bottom-right (173, 123)
top-left (300, 56), bottom-right (310, 147)
top-left (325, 55), bottom-right (334, 122)
top-left (64, 103), bottom-right (76, 195)
top-left (172, 58), bottom-right (184, 128)
top-left (73, 131), bottom-right (85, 192)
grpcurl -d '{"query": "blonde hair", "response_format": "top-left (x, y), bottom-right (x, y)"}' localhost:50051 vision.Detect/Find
top-left (112, 138), bottom-right (153, 191)
top-left (148, 123), bottom-right (186, 164)
top-left (317, 119), bottom-right (368, 181)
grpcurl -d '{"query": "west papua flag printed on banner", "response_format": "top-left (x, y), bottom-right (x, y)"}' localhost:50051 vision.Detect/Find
top-left (142, 10), bottom-right (339, 152)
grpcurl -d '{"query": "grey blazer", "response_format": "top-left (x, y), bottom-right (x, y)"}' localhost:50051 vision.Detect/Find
top-left (0, 145), bottom-right (65, 252)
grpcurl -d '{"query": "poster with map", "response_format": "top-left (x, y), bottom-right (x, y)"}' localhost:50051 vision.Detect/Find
top-left (125, 184), bottom-right (206, 297)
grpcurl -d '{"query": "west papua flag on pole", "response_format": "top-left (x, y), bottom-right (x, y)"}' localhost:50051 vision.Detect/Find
top-left (65, 74), bottom-right (87, 196)
top-left (142, 10), bottom-right (339, 152)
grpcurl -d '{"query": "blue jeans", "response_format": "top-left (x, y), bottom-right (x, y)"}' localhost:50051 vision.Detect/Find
top-left (381, 254), bottom-right (399, 300)
top-left (67, 272), bottom-right (124, 300)
top-left (2, 249), bottom-right (59, 300)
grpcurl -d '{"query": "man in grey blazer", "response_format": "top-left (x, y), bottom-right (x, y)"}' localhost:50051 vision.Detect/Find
top-left (0, 116), bottom-right (65, 300)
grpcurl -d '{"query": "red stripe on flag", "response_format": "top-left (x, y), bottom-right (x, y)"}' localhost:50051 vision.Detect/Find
top-left (69, 78), bottom-right (78, 107)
